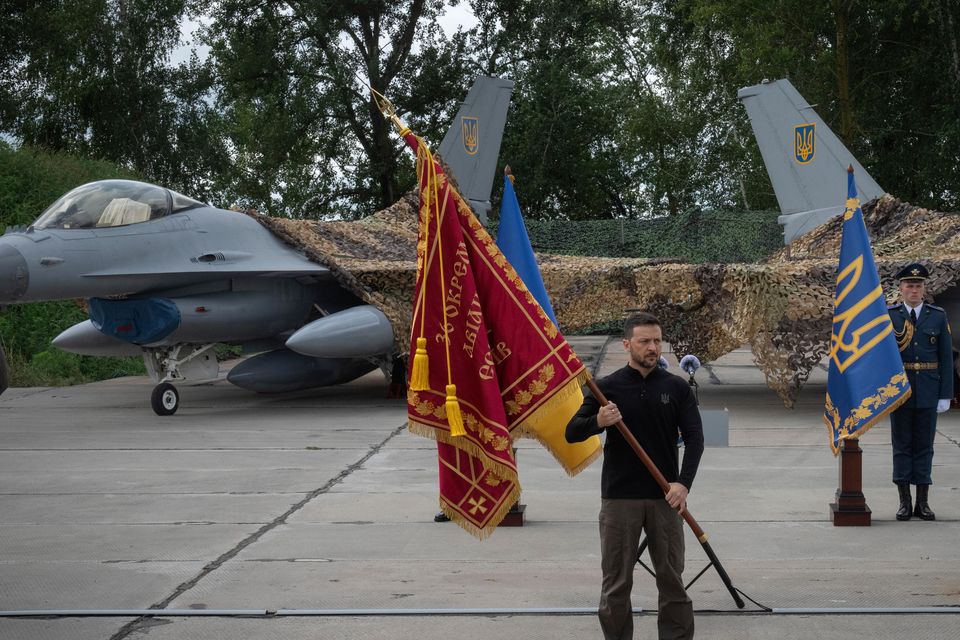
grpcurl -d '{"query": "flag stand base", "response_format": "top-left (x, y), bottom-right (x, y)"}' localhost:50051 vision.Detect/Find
top-left (831, 438), bottom-right (872, 526)
top-left (636, 534), bottom-right (744, 608)
top-left (498, 502), bottom-right (526, 527)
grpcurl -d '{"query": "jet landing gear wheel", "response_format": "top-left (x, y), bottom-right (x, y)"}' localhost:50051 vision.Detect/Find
top-left (151, 383), bottom-right (180, 416)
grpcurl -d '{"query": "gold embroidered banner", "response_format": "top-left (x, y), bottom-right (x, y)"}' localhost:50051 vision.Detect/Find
top-left (400, 131), bottom-right (600, 538)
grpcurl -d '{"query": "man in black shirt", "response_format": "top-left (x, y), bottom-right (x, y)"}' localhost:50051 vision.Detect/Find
top-left (567, 312), bottom-right (704, 640)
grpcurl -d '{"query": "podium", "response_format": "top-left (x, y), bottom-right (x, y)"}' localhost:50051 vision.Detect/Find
top-left (830, 438), bottom-right (871, 526)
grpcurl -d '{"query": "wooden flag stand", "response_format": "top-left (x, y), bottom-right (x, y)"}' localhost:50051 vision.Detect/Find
top-left (830, 438), bottom-right (872, 526)
top-left (499, 447), bottom-right (526, 526)
top-left (499, 502), bottom-right (526, 527)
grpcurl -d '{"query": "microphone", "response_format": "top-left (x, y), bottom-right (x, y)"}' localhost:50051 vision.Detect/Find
top-left (679, 354), bottom-right (701, 376)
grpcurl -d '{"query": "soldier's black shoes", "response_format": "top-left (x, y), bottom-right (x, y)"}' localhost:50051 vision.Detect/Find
top-left (896, 483), bottom-right (912, 521)
top-left (914, 484), bottom-right (936, 521)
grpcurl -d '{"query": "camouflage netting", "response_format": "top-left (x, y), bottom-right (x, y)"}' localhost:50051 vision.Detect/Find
top-left (618, 195), bottom-right (960, 406)
top-left (243, 191), bottom-right (421, 353)
top-left (246, 194), bottom-right (959, 406)
top-left (243, 191), bottom-right (670, 354)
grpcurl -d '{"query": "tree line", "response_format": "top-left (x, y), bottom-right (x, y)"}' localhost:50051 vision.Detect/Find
top-left (2, 0), bottom-right (959, 223)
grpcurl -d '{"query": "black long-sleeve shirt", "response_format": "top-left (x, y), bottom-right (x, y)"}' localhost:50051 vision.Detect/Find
top-left (566, 365), bottom-right (704, 499)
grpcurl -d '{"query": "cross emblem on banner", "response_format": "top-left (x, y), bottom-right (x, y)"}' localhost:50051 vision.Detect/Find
top-left (467, 496), bottom-right (488, 515)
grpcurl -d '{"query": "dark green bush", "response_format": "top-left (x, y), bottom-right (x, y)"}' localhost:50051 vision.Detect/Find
top-left (490, 208), bottom-right (783, 263)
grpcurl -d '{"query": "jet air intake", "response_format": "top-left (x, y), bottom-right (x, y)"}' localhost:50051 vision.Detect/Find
top-left (0, 244), bottom-right (29, 303)
top-left (285, 305), bottom-right (394, 358)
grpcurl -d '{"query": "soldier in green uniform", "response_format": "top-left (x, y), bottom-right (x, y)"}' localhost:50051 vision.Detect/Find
top-left (888, 263), bottom-right (953, 521)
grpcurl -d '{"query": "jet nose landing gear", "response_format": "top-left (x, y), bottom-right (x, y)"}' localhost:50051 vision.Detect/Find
top-left (151, 382), bottom-right (180, 416)
top-left (143, 344), bottom-right (219, 416)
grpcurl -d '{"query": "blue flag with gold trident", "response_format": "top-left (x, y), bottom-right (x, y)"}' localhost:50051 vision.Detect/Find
top-left (824, 168), bottom-right (911, 454)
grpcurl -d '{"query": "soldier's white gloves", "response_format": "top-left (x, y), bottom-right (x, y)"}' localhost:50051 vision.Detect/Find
top-left (937, 399), bottom-right (951, 413)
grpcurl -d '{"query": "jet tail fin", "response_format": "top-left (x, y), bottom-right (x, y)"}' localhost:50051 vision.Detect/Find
top-left (738, 79), bottom-right (885, 243)
top-left (437, 76), bottom-right (515, 224)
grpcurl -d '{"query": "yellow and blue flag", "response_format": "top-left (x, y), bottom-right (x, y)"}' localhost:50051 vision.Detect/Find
top-left (495, 172), bottom-right (558, 326)
top-left (824, 168), bottom-right (910, 454)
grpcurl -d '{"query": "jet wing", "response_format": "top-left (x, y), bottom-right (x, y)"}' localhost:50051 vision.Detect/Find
top-left (80, 266), bottom-right (331, 279)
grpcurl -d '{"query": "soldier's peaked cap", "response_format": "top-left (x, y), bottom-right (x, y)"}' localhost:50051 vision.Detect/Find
top-left (896, 263), bottom-right (929, 281)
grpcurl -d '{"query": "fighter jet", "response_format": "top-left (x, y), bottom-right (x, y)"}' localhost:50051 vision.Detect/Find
top-left (0, 76), bottom-right (515, 415)
top-left (739, 77), bottom-right (960, 355)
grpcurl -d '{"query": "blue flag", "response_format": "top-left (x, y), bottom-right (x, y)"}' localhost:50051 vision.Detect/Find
top-left (495, 175), bottom-right (558, 326)
top-left (824, 169), bottom-right (910, 454)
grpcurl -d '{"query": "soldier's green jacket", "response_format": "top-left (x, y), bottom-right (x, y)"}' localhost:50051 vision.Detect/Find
top-left (888, 303), bottom-right (954, 408)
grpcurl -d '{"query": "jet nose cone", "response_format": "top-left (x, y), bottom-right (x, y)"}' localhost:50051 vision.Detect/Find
top-left (0, 243), bottom-right (29, 302)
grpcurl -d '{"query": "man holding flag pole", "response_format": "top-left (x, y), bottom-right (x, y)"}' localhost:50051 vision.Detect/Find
top-left (371, 86), bottom-right (743, 630)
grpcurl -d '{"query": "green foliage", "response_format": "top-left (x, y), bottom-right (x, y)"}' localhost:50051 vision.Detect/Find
top-left (0, 144), bottom-right (138, 227)
top-left (199, 0), bottom-right (467, 217)
top-left (16, 349), bottom-right (145, 388)
top-left (0, 301), bottom-right (146, 387)
top-left (0, 145), bottom-right (144, 386)
top-left (1, 0), bottom-right (959, 380)
top-left (470, 0), bottom-right (641, 219)
top-left (641, 0), bottom-right (960, 211)
top-left (0, 1), bottom-right (228, 203)
top-left (4, 2), bottom-right (960, 218)
top-left (491, 208), bottom-right (782, 262)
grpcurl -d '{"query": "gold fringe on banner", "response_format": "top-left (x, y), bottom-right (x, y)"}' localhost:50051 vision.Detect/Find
top-left (437, 483), bottom-right (522, 540)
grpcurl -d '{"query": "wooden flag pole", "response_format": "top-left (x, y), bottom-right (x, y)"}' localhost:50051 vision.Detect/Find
top-left (586, 378), bottom-right (745, 609)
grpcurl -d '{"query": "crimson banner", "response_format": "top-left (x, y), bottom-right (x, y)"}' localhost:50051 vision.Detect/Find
top-left (401, 132), bottom-right (600, 538)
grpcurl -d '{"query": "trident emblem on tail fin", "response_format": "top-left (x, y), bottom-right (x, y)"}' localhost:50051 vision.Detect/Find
top-left (794, 123), bottom-right (815, 163)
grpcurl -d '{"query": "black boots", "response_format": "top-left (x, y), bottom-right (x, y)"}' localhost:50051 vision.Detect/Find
top-left (896, 483), bottom-right (936, 521)
top-left (896, 483), bottom-right (912, 521)
top-left (914, 484), bottom-right (936, 521)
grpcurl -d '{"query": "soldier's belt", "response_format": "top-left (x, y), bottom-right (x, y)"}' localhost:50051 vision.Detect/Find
top-left (903, 362), bottom-right (938, 371)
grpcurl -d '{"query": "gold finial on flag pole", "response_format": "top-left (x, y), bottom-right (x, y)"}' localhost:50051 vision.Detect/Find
top-left (370, 86), bottom-right (410, 137)
top-left (371, 84), bottom-right (465, 437)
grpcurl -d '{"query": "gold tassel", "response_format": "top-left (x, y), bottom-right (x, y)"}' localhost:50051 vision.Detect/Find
top-left (410, 337), bottom-right (429, 391)
top-left (445, 384), bottom-right (466, 436)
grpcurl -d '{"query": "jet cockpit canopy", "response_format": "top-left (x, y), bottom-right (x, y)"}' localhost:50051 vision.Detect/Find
top-left (33, 180), bottom-right (206, 230)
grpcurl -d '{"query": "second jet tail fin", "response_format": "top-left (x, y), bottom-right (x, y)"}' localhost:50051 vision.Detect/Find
top-left (437, 76), bottom-right (515, 224)
top-left (738, 78), bottom-right (885, 243)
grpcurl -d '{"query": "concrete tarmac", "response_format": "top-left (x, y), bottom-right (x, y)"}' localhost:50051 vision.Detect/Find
top-left (1, 336), bottom-right (958, 639)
